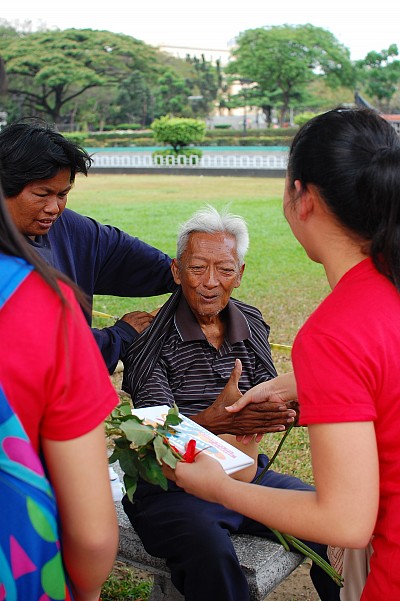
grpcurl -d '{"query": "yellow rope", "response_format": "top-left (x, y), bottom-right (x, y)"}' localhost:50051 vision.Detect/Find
top-left (92, 311), bottom-right (293, 352)
top-left (270, 343), bottom-right (292, 352)
top-left (92, 310), bottom-right (118, 320)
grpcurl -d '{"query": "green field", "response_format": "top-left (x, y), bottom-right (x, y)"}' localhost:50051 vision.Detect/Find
top-left (74, 174), bottom-right (329, 599)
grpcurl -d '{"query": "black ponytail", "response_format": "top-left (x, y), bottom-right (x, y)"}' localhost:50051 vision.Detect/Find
top-left (288, 108), bottom-right (400, 289)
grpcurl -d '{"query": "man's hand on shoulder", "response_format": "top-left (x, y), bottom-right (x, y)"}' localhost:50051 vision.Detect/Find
top-left (192, 359), bottom-right (297, 436)
top-left (120, 311), bottom-right (155, 334)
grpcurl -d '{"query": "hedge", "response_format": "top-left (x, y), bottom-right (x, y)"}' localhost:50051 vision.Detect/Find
top-left (80, 128), bottom-right (295, 148)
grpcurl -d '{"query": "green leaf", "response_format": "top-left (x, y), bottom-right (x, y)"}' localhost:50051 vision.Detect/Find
top-left (152, 435), bottom-right (181, 467)
top-left (137, 453), bottom-right (168, 490)
top-left (118, 401), bottom-right (134, 416)
top-left (114, 436), bottom-right (132, 449)
top-left (164, 414), bottom-right (182, 427)
top-left (164, 403), bottom-right (182, 428)
top-left (108, 447), bottom-right (121, 464)
top-left (160, 447), bottom-right (180, 469)
top-left (118, 449), bottom-right (140, 479)
top-left (123, 474), bottom-right (138, 503)
top-left (153, 435), bottom-right (169, 464)
top-left (120, 420), bottom-right (155, 445)
top-left (169, 403), bottom-right (180, 417)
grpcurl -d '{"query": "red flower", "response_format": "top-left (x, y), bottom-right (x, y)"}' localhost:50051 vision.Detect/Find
top-left (183, 439), bottom-right (198, 463)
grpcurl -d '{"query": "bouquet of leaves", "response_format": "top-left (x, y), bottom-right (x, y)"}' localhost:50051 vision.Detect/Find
top-left (105, 402), bottom-right (343, 587)
top-left (105, 401), bottom-right (188, 501)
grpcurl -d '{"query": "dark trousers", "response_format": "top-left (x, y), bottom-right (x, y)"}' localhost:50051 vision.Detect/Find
top-left (122, 455), bottom-right (340, 601)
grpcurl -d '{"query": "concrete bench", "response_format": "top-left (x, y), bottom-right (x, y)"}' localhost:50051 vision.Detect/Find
top-left (113, 463), bottom-right (304, 601)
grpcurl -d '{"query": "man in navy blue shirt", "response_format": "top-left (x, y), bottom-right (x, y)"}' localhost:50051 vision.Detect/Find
top-left (0, 120), bottom-right (175, 373)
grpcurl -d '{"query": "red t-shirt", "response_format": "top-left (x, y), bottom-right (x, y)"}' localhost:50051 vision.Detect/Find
top-left (293, 258), bottom-right (400, 601)
top-left (0, 272), bottom-right (118, 452)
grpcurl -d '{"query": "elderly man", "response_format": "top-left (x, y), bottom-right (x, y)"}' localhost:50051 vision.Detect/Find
top-left (0, 120), bottom-right (175, 374)
top-left (122, 206), bottom-right (340, 601)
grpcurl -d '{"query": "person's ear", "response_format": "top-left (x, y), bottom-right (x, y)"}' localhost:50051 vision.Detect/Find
top-left (234, 263), bottom-right (245, 288)
top-left (171, 259), bottom-right (181, 285)
top-left (293, 179), bottom-right (303, 197)
top-left (294, 180), bottom-right (318, 221)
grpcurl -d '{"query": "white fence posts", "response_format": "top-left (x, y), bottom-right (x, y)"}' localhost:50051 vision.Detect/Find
top-left (90, 153), bottom-right (288, 171)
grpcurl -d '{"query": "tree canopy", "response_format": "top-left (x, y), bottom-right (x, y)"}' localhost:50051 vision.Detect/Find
top-left (355, 45), bottom-right (400, 111)
top-left (0, 28), bottom-right (158, 122)
top-left (0, 21), bottom-right (399, 130)
top-left (227, 24), bottom-right (354, 125)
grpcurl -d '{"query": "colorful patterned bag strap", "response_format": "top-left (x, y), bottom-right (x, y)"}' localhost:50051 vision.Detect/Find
top-left (0, 254), bottom-right (33, 310)
top-left (0, 254), bottom-right (71, 601)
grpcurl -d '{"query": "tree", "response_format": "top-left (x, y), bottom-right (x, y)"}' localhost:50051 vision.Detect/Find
top-left (153, 69), bottom-right (192, 118)
top-left (0, 28), bottom-right (158, 122)
top-left (355, 45), bottom-right (400, 111)
top-left (116, 70), bottom-right (153, 127)
top-left (227, 24), bottom-right (354, 125)
top-left (151, 116), bottom-right (206, 152)
top-left (185, 54), bottom-right (220, 117)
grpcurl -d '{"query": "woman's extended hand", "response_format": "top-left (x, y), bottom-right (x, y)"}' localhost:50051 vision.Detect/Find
top-left (226, 372), bottom-right (298, 414)
top-left (226, 372), bottom-right (298, 444)
top-left (165, 454), bottom-right (229, 504)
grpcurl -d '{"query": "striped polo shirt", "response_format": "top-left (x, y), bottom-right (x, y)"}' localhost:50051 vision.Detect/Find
top-left (134, 295), bottom-right (276, 418)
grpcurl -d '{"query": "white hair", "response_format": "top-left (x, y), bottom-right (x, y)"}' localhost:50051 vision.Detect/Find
top-left (176, 205), bottom-right (249, 265)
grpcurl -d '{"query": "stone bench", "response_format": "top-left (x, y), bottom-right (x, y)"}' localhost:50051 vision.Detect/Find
top-left (114, 488), bottom-right (304, 601)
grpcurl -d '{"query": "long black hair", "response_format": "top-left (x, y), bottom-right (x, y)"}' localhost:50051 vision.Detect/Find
top-left (288, 108), bottom-right (400, 289)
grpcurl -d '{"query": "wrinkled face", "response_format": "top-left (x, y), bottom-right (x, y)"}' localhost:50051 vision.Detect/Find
top-left (172, 232), bottom-right (244, 320)
top-left (5, 168), bottom-right (72, 239)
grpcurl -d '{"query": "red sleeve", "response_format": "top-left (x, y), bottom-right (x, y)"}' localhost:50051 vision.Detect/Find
top-left (41, 282), bottom-right (119, 440)
top-left (0, 273), bottom-right (118, 450)
top-left (293, 331), bottom-right (377, 426)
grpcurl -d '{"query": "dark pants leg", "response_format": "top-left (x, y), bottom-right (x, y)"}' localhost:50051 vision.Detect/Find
top-left (123, 482), bottom-right (250, 601)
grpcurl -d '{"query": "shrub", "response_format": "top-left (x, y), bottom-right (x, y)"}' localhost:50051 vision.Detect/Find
top-left (115, 123), bottom-right (142, 130)
top-left (237, 136), bottom-right (293, 146)
top-left (213, 124), bottom-right (232, 129)
top-left (152, 147), bottom-right (203, 164)
top-left (203, 137), bottom-right (239, 146)
top-left (294, 112), bottom-right (319, 128)
top-left (151, 116), bottom-right (206, 152)
top-left (61, 132), bottom-right (88, 146)
top-left (128, 137), bottom-right (156, 147)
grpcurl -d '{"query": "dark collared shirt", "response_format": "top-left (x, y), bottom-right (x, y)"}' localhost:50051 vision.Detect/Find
top-left (135, 295), bottom-right (276, 417)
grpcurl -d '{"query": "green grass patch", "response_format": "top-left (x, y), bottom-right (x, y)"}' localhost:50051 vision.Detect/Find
top-left (101, 561), bottom-right (152, 600)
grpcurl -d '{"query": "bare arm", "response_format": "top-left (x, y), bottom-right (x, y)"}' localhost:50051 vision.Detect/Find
top-left (42, 424), bottom-right (119, 601)
top-left (173, 421), bottom-right (379, 549)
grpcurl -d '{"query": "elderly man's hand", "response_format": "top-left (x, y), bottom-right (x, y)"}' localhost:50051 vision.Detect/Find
top-left (192, 359), bottom-right (297, 436)
top-left (120, 311), bottom-right (155, 333)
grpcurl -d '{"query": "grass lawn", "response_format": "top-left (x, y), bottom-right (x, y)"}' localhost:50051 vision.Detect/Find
top-left (68, 173), bottom-right (330, 600)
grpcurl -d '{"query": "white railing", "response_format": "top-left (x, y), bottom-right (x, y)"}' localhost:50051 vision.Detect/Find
top-left (91, 153), bottom-right (288, 170)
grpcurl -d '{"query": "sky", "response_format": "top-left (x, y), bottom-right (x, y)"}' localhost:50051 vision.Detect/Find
top-left (1, 0), bottom-right (399, 61)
